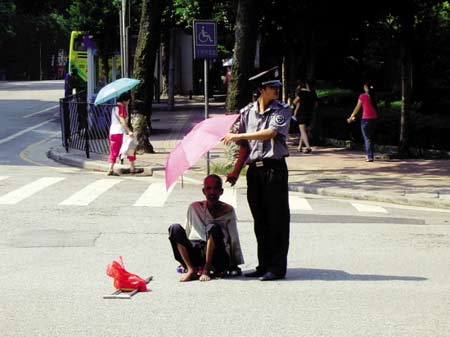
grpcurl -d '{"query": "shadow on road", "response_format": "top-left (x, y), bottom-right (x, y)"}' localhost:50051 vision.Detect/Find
top-left (286, 268), bottom-right (427, 282)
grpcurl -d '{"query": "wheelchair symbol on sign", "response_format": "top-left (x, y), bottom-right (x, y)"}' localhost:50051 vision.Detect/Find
top-left (198, 26), bottom-right (213, 43)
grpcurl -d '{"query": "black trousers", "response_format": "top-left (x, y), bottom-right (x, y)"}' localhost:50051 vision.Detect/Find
top-left (168, 223), bottom-right (230, 273)
top-left (246, 159), bottom-right (290, 277)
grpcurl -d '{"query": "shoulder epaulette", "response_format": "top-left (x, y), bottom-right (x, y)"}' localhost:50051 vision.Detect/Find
top-left (240, 102), bottom-right (254, 114)
top-left (270, 100), bottom-right (290, 110)
top-left (278, 101), bottom-right (290, 109)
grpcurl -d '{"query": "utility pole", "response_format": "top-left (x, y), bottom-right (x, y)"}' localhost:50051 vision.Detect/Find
top-left (120, 0), bottom-right (129, 78)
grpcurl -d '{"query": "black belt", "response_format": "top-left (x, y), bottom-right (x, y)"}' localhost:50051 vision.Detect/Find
top-left (248, 158), bottom-right (286, 169)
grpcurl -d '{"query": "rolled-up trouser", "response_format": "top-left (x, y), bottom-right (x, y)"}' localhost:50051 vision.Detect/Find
top-left (108, 133), bottom-right (136, 163)
top-left (168, 223), bottom-right (230, 273)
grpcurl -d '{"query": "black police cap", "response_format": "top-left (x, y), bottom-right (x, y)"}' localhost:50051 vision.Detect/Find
top-left (248, 66), bottom-right (282, 87)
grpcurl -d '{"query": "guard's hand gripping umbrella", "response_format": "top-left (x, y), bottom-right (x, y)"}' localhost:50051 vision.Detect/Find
top-left (164, 114), bottom-right (240, 190)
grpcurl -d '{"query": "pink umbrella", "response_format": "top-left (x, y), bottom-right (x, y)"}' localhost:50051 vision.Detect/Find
top-left (165, 114), bottom-right (240, 190)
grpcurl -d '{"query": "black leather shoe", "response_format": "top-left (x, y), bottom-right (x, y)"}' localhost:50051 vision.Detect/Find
top-left (244, 270), bottom-right (264, 277)
top-left (259, 272), bottom-right (284, 281)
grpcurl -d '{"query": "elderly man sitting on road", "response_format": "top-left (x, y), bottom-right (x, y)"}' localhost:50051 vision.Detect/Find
top-left (168, 174), bottom-right (244, 282)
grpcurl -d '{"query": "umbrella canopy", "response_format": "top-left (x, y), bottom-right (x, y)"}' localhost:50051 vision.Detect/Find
top-left (94, 78), bottom-right (140, 105)
top-left (165, 114), bottom-right (240, 190)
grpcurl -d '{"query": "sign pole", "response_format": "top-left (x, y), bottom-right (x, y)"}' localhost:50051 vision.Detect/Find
top-left (204, 59), bottom-right (210, 175)
top-left (193, 19), bottom-right (217, 177)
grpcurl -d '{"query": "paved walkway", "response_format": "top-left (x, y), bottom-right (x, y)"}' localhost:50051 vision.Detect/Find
top-left (48, 98), bottom-right (450, 209)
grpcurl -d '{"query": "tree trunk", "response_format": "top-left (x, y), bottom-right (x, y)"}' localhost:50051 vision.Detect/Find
top-left (306, 27), bottom-right (316, 80)
top-left (224, 0), bottom-right (259, 168)
top-left (131, 0), bottom-right (164, 153)
top-left (167, 28), bottom-right (175, 111)
top-left (160, 31), bottom-right (169, 96)
top-left (282, 56), bottom-right (287, 103)
top-left (226, 0), bottom-right (259, 113)
top-left (399, 9), bottom-right (414, 156)
top-left (286, 47), bottom-right (301, 98)
top-left (101, 54), bottom-right (110, 85)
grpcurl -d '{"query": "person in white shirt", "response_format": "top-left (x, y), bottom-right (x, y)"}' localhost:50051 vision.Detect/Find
top-left (168, 174), bottom-right (244, 282)
top-left (107, 92), bottom-right (143, 176)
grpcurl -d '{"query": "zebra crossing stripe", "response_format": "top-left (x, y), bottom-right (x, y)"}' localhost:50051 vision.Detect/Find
top-left (0, 177), bottom-right (66, 205)
top-left (221, 187), bottom-right (237, 209)
top-left (59, 179), bottom-right (121, 206)
top-left (289, 195), bottom-right (313, 211)
top-left (0, 176), bottom-right (9, 181)
top-left (351, 202), bottom-right (388, 213)
top-left (134, 182), bottom-right (174, 207)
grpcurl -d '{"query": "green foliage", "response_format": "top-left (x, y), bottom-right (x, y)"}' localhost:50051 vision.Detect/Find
top-left (67, 0), bottom-right (121, 57)
top-left (413, 1), bottom-right (450, 113)
top-left (0, 0), bottom-right (71, 79)
top-left (172, 0), bottom-right (200, 27)
top-left (0, 0), bottom-right (70, 44)
top-left (169, 0), bottom-right (235, 56)
top-left (391, 100), bottom-right (402, 109)
top-left (0, 1), bottom-right (16, 43)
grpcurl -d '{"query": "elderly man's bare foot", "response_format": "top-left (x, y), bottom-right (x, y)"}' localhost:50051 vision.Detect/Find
top-left (179, 269), bottom-right (197, 282)
top-left (199, 273), bottom-right (211, 282)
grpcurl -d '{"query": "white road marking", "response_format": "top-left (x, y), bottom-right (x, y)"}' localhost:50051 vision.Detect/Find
top-left (351, 202), bottom-right (388, 213)
top-left (23, 105), bottom-right (59, 118)
top-left (221, 187), bottom-right (237, 208)
top-left (373, 202), bottom-right (450, 213)
top-left (0, 119), bottom-right (54, 145)
top-left (134, 182), bottom-right (175, 207)
top-left (289, 195), bottom-right (313, 211)
top-left (59, 179), bottom-right (121, 206)
top-left (0, 177), bottom-right (65, 205)
top-left (0, 176), bottom-right (9, 181)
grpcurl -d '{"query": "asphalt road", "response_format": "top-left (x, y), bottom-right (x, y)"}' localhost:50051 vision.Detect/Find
top-left (0, 81), bottom-right (449, 337)
top-left (0, 80), bottom-right (62, 167)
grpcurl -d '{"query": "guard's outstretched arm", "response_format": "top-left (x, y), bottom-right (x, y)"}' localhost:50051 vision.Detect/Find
top-left (225, 145), bottom-right (249, 186)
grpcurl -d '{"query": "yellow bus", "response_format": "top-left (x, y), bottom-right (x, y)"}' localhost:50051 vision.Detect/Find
top-left (68, 31), bottom-right (121, 90)
top-left (68, 31), bottom-right (88, 84)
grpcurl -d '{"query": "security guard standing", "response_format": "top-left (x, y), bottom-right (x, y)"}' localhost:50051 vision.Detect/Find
top-left (224, 66), bottom-right (291, 281)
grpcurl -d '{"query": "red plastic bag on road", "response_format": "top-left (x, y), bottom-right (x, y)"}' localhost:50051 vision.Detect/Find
top-left (106, 256), bottom-right (147, 292)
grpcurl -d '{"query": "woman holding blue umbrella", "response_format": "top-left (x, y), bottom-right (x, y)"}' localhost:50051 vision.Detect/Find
top-left (107, 92), bottom-right (142, 176)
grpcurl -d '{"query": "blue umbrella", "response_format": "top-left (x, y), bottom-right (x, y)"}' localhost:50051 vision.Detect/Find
top-left (94, 78), bottom-right (141, 105)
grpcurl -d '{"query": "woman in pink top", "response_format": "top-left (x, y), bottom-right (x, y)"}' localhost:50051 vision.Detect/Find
top-left (347, 82), bottom-right (378, 162)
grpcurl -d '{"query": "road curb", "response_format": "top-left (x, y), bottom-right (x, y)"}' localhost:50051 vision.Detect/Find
top-left (47, 148), bottom-right (450, 210)
top-left (46, 148), bottom-right (157, 176)
top-left (289, 184), bottom-right (450, 209)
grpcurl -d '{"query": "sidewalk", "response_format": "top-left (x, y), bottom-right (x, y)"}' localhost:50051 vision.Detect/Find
top-left (48, 98), bottom-right (450, 209)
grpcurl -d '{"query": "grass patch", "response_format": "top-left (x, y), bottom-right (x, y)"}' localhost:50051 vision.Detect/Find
top-left (211, 161), bottom-right (247, 176)
top-left (390, 100), bottom-right (402, 109)
top-left (316, 88), bottom-right (355, 98)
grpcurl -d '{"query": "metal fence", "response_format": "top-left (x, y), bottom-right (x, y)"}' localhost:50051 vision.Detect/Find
top-left (59, 92), bottom-right (114, 158)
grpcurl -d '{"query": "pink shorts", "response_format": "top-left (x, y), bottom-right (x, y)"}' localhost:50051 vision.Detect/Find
top-left (108, 133), bottom-right (136, 163)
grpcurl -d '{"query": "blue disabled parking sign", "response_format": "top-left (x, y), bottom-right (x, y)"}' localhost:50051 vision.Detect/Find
top-left (193, 20), bottom-right (217, 59)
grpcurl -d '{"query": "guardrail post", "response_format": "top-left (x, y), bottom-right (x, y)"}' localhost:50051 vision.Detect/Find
top-left (85, 102), bottom-right (90, 158)
top-left (60, 98), bottom-right (70, 152)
